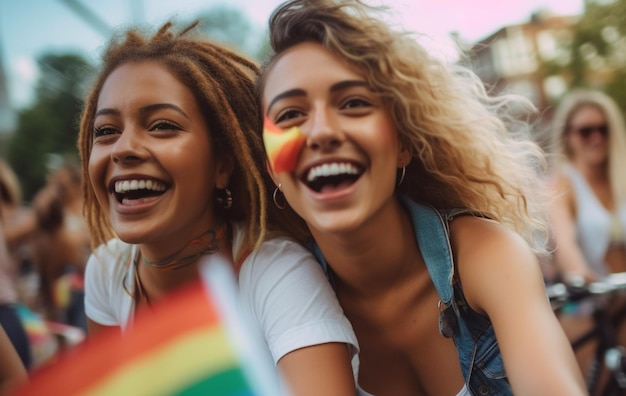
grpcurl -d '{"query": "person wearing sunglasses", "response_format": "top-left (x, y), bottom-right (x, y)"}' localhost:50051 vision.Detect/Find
top-left (547, 89), bottom-right (626, 386)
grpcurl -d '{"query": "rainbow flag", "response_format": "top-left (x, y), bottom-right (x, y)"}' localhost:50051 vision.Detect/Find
top-left (12, 258), bottom-right (285, 396)
top-left (16, 304), bottom-right (59, 366)
top-left (15, 304), bottom-right (50, 347)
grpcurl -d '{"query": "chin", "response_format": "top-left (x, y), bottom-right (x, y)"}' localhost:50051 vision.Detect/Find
top-left (309, 214), bottom-right (365, 237)
top-left (110, 222), bottom-right (153, 245)
top-left (113, 231), bottom-right (147, 245)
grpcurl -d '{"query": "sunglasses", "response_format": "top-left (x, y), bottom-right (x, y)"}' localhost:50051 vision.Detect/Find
top-left (571, 124), bottom-right (609, 139)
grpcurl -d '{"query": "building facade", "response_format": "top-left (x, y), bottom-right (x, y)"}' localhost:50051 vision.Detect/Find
top-left (466, 11), bottom-right (578, 116)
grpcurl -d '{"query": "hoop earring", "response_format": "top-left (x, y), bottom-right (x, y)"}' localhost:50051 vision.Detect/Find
top-left (273, 184), bottom-right (287, 210)
top-left (216, 188), bottom-right (232, 209)
top-left (397, 166), bottom-right (406, 186)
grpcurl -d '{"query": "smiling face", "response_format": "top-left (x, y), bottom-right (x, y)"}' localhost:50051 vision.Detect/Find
top-left (566, 105), bottom-right (609, 168)
top-left (88, 60), bottom-right (231, 256)
top-left (262, 42), bottom-right (409, 236)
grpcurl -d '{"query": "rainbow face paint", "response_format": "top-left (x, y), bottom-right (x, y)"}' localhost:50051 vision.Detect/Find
top-left (263, 117), bottom-right (306, 173)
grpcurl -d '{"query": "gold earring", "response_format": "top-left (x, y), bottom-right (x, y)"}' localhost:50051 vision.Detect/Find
top-left (272, 184), bottom-right (287, 209)
top-left (397, 166), bottom-right (406, 186)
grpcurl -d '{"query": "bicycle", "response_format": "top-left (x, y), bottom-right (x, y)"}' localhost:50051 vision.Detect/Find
top-left (547, 272), bottom-right (626, 396)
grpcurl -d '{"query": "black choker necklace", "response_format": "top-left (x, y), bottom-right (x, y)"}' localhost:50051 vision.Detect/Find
top-left (141, 223), bottom-right (228, 271)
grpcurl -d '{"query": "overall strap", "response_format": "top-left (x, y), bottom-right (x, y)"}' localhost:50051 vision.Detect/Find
top-left (307, 240), bottom-right (337, 290)
top-left (400, 196), bottom-right (454, 303)
top-left (310, 197), bottom-right (472, 303)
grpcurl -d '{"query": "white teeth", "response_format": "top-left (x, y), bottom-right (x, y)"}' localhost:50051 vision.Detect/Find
top-left (114, 179), bottom-right (166, 193)
top-left (307, 162), bottom-right (360, 182)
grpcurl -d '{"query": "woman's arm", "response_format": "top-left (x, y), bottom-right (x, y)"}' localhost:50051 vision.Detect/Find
top-left (2, 210), bottom-right (37, 250)
top-left (0, 326), bottom-right (27, 393)
top-left (454, 217), bottom-right (586, 396)
top-left (239, 238), bottom-right (358, 395)
top-left (547, 172), bottom-right (597, 282)
top-left (86, 318), bottom-right (121, 337)
top-left (0, 215), bottom-right (28, 391)
top-left (278, 343), bottom-right (355, 396)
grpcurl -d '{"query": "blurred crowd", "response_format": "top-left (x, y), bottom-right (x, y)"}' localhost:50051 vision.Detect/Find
top-left (0, 158), bottom-right (90, 369)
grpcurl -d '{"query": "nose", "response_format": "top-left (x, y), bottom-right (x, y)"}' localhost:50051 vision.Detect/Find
top-left (111, 127), bottom-right (147, 164)
top-left (305, 108), bottom-right (344, 152)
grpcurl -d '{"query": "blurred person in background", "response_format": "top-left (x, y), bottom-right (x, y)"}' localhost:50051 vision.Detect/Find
top-left (0, 196), bottom-right (33, 371)
top-left (1, 158), bottom-right (85, 363)
top-left (0, 325), bottom-right (27, 393)
top-left (30, 161), bottom-right (90, 333)
top-left (0, 158), bottom-right (38, 303)
top-left (547, 89), bottom-right (626, 390)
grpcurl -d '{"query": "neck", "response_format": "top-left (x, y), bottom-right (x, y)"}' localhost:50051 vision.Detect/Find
top-left (140, 222), bottom-right (228, 270)
top-left (136, 258), bottom-right (200, 302)
top-left (135, 234), bottom-right (233, 304)
top-left (573, 159), bottom-right (608, 182)
top-left (311, 197), bottom-right (420, 297)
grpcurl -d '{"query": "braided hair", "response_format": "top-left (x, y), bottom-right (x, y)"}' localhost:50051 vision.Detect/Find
top-left (78, 22), bottom-right (269, 260)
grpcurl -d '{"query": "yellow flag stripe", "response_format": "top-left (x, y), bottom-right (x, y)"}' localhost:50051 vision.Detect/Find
top-left (82, 327), bottom-right (239, 396)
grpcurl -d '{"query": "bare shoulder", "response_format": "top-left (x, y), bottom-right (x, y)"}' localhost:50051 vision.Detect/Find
top-left (547, 168), bottom-right (576, 208)
top-left (87, 318), bottom-right (121, 337)
top-left (449, 215), bottom-right (532, 265)
top-left (449, 216), bottom-right (544, 314)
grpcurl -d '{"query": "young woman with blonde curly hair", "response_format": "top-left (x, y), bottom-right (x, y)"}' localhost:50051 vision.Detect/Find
top-left (258, 0), bottom-right (586, 394)
top-left (79, 21), bottom-right (358, 395)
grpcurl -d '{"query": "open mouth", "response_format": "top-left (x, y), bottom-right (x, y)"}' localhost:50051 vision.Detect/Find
top-left (112, 179), bottom-right (168, 203)
top-left (303, 161), bottom-right (364, 193)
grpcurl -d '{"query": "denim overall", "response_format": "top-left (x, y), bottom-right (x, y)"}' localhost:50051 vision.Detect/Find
top-left (308, 196), bottom-right (512, 395)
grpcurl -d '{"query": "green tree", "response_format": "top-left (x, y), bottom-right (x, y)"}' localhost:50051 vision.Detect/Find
top-left (6, 53), bottom-right (93, 200)
top-left (191, 5), bottom-right (271, 62)
top-left (6, 7), bottom-right (269, 201)
top-left (546, 0), bottom-right (626, 111)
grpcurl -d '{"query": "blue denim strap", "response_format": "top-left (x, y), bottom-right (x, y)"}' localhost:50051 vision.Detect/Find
top-left (310, 197), bottom-right (457, 304)
top-left (307, 240), bottom-right (338, 290)
top-left (309, 197), bottom-right (510, 394)
top-left (400, 196), bottom-right (454, 303)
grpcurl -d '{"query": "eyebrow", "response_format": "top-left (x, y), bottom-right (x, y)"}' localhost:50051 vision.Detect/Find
top-left (94, 103), bottom-right (190, 120)
top-left (330, 80), bottom-right (369, 93)
top-left (94, 108), bottom-right (119, 118)
top-left (266, 80), bottom-right (370, 115)
top-left (267, 89), bottom-right (306, 115)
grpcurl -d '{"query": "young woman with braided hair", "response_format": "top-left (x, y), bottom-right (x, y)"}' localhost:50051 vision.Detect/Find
top-left (80, 21), bottom-right (358, 395)
top-left (258, 0), bottom-right (586, 394)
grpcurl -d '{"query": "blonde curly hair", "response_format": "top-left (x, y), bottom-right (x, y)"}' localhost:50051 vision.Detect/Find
top-left (548, 89), bottom-right (626, 209)
top-left (258, 0), bottom-right (550, 254)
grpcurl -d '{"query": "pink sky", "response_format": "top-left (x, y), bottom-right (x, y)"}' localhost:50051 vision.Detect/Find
top-left (1, 0), bottom-right (584, 108)
top-left (393, 0), bottom-right (583, 40)
top-left (380, 0), bottom-right (584, 62)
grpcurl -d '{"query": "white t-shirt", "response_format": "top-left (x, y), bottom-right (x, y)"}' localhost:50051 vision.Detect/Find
top-left (84, 224), bottom-right (359, 371)
top-left (564, 164), bottom-right (626, 277)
